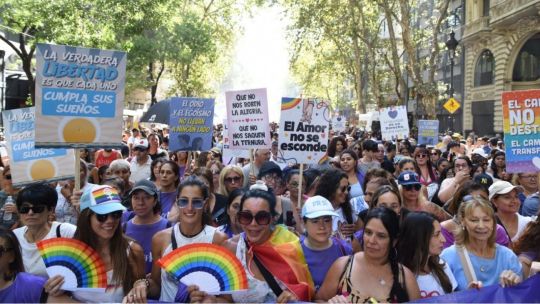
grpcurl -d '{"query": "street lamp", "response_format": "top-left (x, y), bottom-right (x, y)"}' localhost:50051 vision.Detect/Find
top-left (445, 31), bottom-right (459, 131)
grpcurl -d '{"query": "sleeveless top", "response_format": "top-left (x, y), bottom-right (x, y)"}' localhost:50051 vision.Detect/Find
top-left (231, 236), bottom-right (286, 303)
top-left (337, 255), bottom-right (403, 303)
top-left (159, 224), bottom-right (217, 302)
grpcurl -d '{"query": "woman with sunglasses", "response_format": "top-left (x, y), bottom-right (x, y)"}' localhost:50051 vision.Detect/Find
top-left (398, 172), bottom-right (450, 222)
top-left (414, 147), bottom-right (438, 198)
top-left (44, 184), bottom-right (145, 302)
top-left (188, 189), bottom-right (314, 303)
top-left (217, 165), bottom-right (244, 197)
top-left (124, 177), bottom-right (228, 303)
top-left (301, 196), bottom-right (352, 291)
top-left (317, 207), bottom-right (420, 303)
top-left (396, 212), bottom-right (457, 298)
top-left (315, 168), bottom-right (358, 240)
top-left (0, 228), bottom-right (69, 302)
top-left (440, 197), bottom-right (522, 291)
top-left (340, 149), bottom-right (364, 200)
top-left (13, 183), bottom-right (77, 277)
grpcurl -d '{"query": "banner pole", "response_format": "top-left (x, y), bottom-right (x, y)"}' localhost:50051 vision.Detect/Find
top-left (297, 163), bottom-right (304, 209)
top-left (249, 149), bottom-right (255, 184)
top-left (74, 149), bottom-right (81, 192)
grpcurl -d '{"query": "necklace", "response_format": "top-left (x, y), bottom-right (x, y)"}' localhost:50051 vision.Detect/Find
top-left (378, 278), bottom-right (387, 286)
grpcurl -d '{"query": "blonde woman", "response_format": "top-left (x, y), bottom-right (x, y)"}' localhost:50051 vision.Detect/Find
top-left (217, 165), bottom-right (244, 197)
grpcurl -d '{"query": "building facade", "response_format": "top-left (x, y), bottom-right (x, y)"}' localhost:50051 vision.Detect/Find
top-left (462, 0), bottom-right (540, 136)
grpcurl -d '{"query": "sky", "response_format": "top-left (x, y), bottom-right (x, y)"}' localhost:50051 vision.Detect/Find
top-left (214, 5), bottom-right (299, 123)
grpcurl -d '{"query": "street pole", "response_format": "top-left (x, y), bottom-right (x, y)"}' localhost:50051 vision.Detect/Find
top-left (0, 50), bottom-right (5, 129)
top-left (446, 31), bottom-right (458, 133)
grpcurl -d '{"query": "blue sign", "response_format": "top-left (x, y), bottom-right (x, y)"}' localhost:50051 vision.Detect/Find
top-left (42, 88), bottom-right (116, 117)
top-left (169, 97), bottom-right (215, 152)
top-left (417, 120), bottom-right (439, 146)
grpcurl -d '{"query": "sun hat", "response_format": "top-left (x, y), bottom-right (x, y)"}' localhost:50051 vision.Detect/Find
top-left (80, 185), bottom-right (126, 214)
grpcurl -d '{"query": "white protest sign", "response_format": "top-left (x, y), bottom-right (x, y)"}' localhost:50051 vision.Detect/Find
top-left (2, 107), bottom-right (75, 186)
top-left (379, 106), bottom-right (409, 141)
top-left (222, 119), bottom-right (250, 165)
top-left (225, 88), bottom-right (270, 149)
top-left (278, 97), bottom-right (330, 164)
top-left (333, 115), bottom-right (347, 133)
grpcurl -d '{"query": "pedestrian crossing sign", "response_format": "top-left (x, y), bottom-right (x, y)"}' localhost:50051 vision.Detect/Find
top-left (444, 97), bottom-right (460, 114)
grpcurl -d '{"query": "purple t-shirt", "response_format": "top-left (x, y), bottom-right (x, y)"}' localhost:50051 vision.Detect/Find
top-left (441, 224), bottom-right (510, 249)
top-left (125, 218), bottom-right (170, 273)
top-left (301, 237), bottom-right (352, 290)
top-left (160, 191), bottom-right (177, 218)
top-left (0, 272), bottom-right (46, 303)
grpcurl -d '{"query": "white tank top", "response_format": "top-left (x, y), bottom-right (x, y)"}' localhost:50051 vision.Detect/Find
top-left (159, 224), bottom-right (217, 302)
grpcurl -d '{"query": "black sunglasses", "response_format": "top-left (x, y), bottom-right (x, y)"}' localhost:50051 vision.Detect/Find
top-left (403, 184), bottom-right (421, 191)
top-left (339, 185), bottom-right (351, 193)
top-left (95, 211), bottom-right (123, 222)
top-left (133, 147), bottom-right (147, 152)
top-left (19, 205), bottom-right (47, 214)
top-left (224, 176), bottom-right (242, 184)
top-left (237, 210), bottom-right (273, 225)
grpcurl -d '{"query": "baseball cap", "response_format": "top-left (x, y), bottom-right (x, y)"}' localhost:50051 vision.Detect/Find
top-left (302, 196), bottom-right (338, 219)
top-left (473, 173), bottom-right (493, 190)
top-left (80, 185), bottom-right (126, 214)
top-left (472, 148), bottom-right (487, 157)
top-left (129, 179), bottom-right (158, 197)
top-left (488, 180), bottom-right (523, 201)
top-left (134, 138), bottom-right (149, 149)
top-left (397, 172), bottom-right (421, 186)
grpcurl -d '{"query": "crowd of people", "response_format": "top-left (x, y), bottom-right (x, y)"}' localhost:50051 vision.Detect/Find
top-left (0, 125), bottom-right (539, 303)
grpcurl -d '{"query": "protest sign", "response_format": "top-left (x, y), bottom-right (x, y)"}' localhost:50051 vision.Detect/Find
top-left (502, 89), bottom-right (540, 173)
top-left (169, 97), bottom-right (214, 152)
top-left (417, 120), bottom-right (439, 146)
top-left (379, 106), bottom-right (409, 141)
top-left (225, 88), bottom-right (270, 149)
top-left (332, 115), bottom-right (346, 133)
top-left (34, 43), bottom-right (126, 148)
top-left (222, 119), bottom-right (250, 165)
top-left (278, 97), bottom-right (330, 164)
top-left (2, 108), bottom-right (75, 186)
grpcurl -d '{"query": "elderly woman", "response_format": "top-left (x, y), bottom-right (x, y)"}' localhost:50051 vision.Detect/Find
top-left (109, 159), bottom-right (134, 197)
top-left (489, 180), bottom-right (532, 242)
top-left (317, 207), bottom-right (420, 302)
top-left (441, 197), bottom-right (522, 291)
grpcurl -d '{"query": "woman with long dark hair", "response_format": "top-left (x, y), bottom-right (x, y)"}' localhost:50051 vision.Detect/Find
top-left (339, 149), bottom-right (364, 200)
top-left (217, 188), bottom-right (245, 237)
top-left (328, 136), bottom-right (347, 158)
top-left (514, 216), bottom-right (540, 278)
top-left (317, 207), bottom-right (420, 302)
top-left (315, 168), bottom-right (357, 240)
top-left (397, 212), bottom-right (457, 298)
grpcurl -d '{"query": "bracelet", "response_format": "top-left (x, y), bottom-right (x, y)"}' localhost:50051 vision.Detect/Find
top-left (134, 278), bottom-right (150, 288)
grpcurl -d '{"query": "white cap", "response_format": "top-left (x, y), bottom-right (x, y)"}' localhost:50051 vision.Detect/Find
top-left (488, 180), bottom-right (522, 201)
top-left (302, 196), bottom-right (338, 219)
top-left (472, 147), bottom-right (487, 157)
top-left (134, 138), bottom-right (149, 149)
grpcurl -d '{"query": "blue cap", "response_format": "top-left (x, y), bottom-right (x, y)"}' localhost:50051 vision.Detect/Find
top-left (397, 171), bottom-right (421, 186)
top-left (80, 185), bottom-right (126, 214)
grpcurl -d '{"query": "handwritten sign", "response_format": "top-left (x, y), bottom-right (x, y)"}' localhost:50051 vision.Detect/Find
top-left (2, 107), bottom-right (75, 186)
top-left (278, 98), bottom-right (330, 164)
top-left (417, 120), bottom-right (439, 146)
top-left (379, 106), bottom-right (409, 141)
top-left (169, 97), bottom-right (214, 152)
top-left (225, 88), bottom-right (270, 149)
top-left (502, 90), bottom-right (540, 173)
top-left (34, 43), bottom-right (126, 148)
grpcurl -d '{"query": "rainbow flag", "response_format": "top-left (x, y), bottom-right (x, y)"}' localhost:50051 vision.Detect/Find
top-left (92, 187), bottom-right (120, 205)
top-left (249, 225), bottom-right (314, 301)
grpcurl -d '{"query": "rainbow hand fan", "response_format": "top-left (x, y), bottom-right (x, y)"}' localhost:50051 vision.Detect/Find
top-left (157, 243), bottom-right (248, 295)
top-left (37, 238), bottom-right (107, 292)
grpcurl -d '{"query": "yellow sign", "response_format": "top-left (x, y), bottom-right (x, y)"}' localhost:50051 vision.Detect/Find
top-left (444, 97), bottom-right (461, 114)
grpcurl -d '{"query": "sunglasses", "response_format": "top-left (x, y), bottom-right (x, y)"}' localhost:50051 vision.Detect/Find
top-left (133, 147), bottom-right (147, 152)
top-left (95, 211), bottom-right (123, 222)
top-left (307, 216), bottom-right (333, 225)
top-left (4, 174), bottom-right (11, 180)
top-left (237, 210), bottom-right (273, 225)
top-left (19, 205), bottom-right (47, 214)
top-left (339, 185), bottom-right (351, 193)
top-left (0, 246), bottom-right (13, 258)
top-left (177, 198), bottom-right (205, 209)
top-left (430, 152), bottom-right (439, 156)
top-left (403, 184), bottom-right (421, 191)
top-left (224, 176), bottom-right (241, 184)
top-left (416, 154), bottom-right (427, 158)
